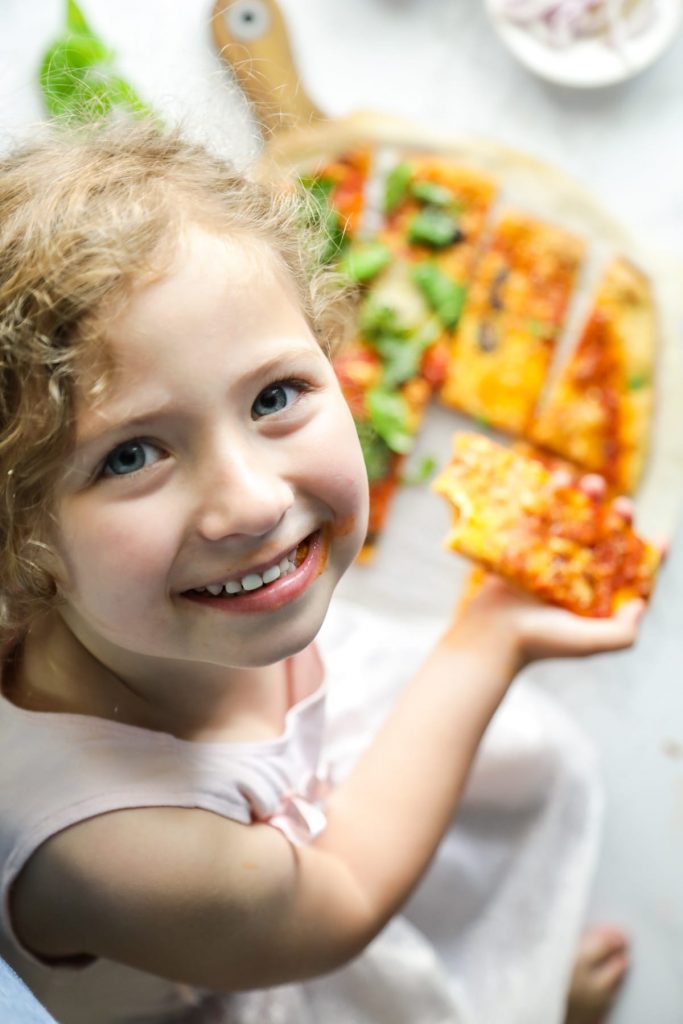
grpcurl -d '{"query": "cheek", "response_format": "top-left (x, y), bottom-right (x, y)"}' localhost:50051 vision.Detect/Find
top-left (310, 404), bottom-right (370, 539)
top-left (57, 500), bottom-right (177, 605)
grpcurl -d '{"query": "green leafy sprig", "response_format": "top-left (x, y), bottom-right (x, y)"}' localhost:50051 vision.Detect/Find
top-left (39, 0), bottom-right (153, 121)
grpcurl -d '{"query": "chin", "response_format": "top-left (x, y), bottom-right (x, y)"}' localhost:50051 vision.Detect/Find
top-left (231, 581), bottom-right (336, 668)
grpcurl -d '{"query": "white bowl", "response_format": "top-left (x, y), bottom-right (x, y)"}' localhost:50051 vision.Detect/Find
top-left (484, 0), bottom-right (683, 87)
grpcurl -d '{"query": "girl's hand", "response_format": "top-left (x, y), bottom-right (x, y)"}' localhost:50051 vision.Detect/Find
top-left (450, 575), bottom-right (645, 668)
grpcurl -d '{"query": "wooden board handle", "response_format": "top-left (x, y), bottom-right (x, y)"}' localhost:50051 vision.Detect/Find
top-left (211, 0), bottom-right (323, 133)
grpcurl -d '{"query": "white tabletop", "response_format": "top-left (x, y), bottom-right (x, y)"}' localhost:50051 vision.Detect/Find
top-left (1, 2), bottom-right (683, 1021)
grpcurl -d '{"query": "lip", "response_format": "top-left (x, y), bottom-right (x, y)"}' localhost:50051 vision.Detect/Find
top-left (182, 530), bottom-right (327, 615)
top-left (187, 536), bottom-right (309, 591)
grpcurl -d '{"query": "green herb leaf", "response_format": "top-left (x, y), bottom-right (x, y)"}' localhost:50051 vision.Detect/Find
top-left (299, 174), bottom-right (347, 264)
top-left (627, 371), bottom-right (650, 391)
top-left (338, 241), bottom-right (392, 283)
top-left (39, 0), bottom-right (152, 121)
top-left (373, 337), bottom-right (423, 390)
top-left (412, 262), bottom-right (467, 329)
top-left (409, 179), bottom-right (453, 207)
top-left (401, 454), bottom-right (437, 485)
top-left (354, 419), bottom-right (394, 482)
top-left (299, 175), bottom-right (335, 203)
top-left (384, 162), bottom-right (413, 214)
top-left (66, 0), bottom-right (96, 36)
top-left (407, 208), bottom-right (462, 248)
top-left (367, 387), bottom-right (414, 455)
top-left (359, 298), bottom-right (410, 340)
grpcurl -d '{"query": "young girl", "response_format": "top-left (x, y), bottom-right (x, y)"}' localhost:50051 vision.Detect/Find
top-left (0, 120), bottom-right (642, 1024)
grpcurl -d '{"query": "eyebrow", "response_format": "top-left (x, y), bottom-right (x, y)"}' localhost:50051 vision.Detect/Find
top-left (73, 345), bottom-right (323, 452)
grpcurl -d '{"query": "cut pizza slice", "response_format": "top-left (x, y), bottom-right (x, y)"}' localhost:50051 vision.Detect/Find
top-left (432, 433), bottom-right (660, 617)
top-left (378, 156), bottom-right (497, 349)
top-left (439, 211), bottom-right (585, 435)
top-left (333, 259), bottom-right (439, 559)
top-left (528, 257), bottom-right (656, 493)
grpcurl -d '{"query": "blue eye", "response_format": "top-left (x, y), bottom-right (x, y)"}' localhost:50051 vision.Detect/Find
top-left (251, 380), bottom-right (307, 419)
top-left (103, 440), bottom-right (163, 477)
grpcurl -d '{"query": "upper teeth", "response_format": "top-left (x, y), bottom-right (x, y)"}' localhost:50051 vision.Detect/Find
top-left (194, 549), bottom-right (299, 597)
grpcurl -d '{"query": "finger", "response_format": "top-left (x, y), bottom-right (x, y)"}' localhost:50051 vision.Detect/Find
top-left (614, 598), bottom-right (646, 623)
top-left (578, 473), bottom-right (607, 499)
top-left (651, 533), bottom-right (671, 560)
top-left (550, 468), bottom-right (574, 488)
top-left (611, 495), bottom-right (634, 524)
top-left (573, 600), bottom-right (645, 653)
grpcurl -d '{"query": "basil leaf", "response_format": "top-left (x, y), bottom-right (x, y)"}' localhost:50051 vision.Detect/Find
top-left (367, 387), bottom-right (414, 455)
top-left (628, 371), bottom-right (650, 391)
top-left (39, 0), bottom-right (152, 121)
top-left (299, 174), bottom-right (347, 264)
top-left (401, 455), bottom-right (437, 485)
top-left (384, 162), bottom-right (412, 214)
top-left (407, 208), bottom-right (462, 248)
top-left (338, 242), bottom-right (392, 283)
top-left (359, 298), bottom-right (410, 340)
top-left (354, 420), bottom-right (394, 482)
top-left (412, 262), bottom-right (467, 328)
top-left (409, 180), bottom-right (453, 207)
top-left (373, 337), bottom-right (423, 390)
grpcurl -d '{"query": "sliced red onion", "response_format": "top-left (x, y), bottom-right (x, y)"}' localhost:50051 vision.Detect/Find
top-left (495, 0), bottom-right (658, 48)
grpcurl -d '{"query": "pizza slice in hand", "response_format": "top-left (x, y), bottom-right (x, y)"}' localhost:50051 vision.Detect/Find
top-left (433, 433), bottom-right (660, 617)
top-left (528, 257), bottom-right (656, 493)
top-left (439, 212), bottom-right (585, 435)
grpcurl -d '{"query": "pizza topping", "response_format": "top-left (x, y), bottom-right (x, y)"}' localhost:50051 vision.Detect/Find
top-left (477, 322), bottom-right (499, 353)
top-left (409, 180), bottom-right (455, 208)
top-left (299, 174), bottom-right (349, 263)
top-left (354, 419), bottom-right (394, 482)
top-left (627, 371), bottom-right (650, 391)
top-left (359, 297), bottom-right (440, 390)
top-left (384, 162), bottom-right (413, 214)
top-left (412, 262), bottom-right (467, 329)
top-left (366, 387), bottom-right (414, 455)
top-left (489, 268), bottom-right (510, 310)
top-left (338, 241), bottom-right (392, 283)
top-left (408, 208), bottom-right (464, 248)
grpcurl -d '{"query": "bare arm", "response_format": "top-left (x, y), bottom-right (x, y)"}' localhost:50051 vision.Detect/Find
top-left (12, 579), bottom-right (643, 991)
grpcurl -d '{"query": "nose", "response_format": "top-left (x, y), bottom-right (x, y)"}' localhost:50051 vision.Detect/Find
top-left (194, 443), bottom-right (295, 542)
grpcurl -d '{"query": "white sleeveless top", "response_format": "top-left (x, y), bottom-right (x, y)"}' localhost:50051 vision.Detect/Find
top-left (0, 647), bottom-right (329, 1024)
top-left (0, 600), bottom-right (604, 1024)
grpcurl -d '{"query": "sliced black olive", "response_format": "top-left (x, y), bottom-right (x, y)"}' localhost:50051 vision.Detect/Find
top-left (477, 322), bottom-right (498, 353)
top-left (489, 268), bottom-right (509, 311)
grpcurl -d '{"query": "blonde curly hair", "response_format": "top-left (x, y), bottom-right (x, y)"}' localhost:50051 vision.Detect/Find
top-left (0, 118), bottom-right (352, 643)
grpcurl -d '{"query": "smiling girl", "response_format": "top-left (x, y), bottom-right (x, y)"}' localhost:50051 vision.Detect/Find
top-left (0, 121), bottom-right (640, 1024)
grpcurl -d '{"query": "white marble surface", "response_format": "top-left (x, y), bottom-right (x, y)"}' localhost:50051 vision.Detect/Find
top-left (2, 1), bottom-right (683, 1021)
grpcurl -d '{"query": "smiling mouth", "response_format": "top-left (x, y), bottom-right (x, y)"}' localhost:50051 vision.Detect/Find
top-left (185, 536), bottom-right (312, 599)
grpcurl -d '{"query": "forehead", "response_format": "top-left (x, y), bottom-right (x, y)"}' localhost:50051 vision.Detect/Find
top-left (73, 228), bottom-right (319, 431)
top-left (96, 229), bottom-right (291, 357)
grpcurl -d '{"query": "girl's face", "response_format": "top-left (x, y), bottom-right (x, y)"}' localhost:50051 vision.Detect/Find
top-left (55, 228), bottom-right (369, 671)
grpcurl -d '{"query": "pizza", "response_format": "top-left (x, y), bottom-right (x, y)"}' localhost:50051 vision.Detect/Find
top-left (299, 147), bottom-right (373, 258)
top-left (432, 433), bottom-right (660, 617)
top-left (528, 257), bottom-right (656, 493)
top-left (296, 143), bottom-right (657, 563)
top-left (439, 211), bottom-right (585, 435)
top-left (333, 333), bottom-right (431, 560)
